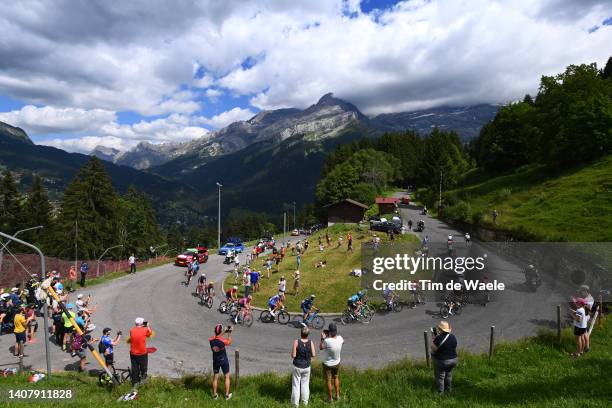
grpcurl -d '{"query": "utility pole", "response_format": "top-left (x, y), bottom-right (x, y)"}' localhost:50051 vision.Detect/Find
top-left (216, 182), bottom-right (223, 251)
top-left (292, 201), bottom-right (296, 229)
top-left (74, 219), bottom-right (78, 271)
top-left (439, 172), bottom-right (443, 212)
top-left (283, 212), bottom-right (287, 246)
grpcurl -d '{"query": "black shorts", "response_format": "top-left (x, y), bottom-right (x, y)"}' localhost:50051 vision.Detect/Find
top-left (15, 332), bottom-right (26, 343)
top-left (64, 326), bottom-right (74, 334)
top-left (574, 327), bottom-right (587, 336)
top-left (105, 354), bottom-right (114, 366)
top-left (213, 358), bottom-right (230, 375)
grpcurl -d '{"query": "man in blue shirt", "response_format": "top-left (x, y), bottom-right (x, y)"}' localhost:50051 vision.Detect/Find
top-left (301, 294), bottom-right (316, 321)
top-left (209, 324), bottom-right (233, 400)
top-left (80, 263), bottom-right (89, 287)
top-left (99, 327), bottom-right (122, 369)
top-left (250, 270), bottom-right (260, 292)
top-left (8, 288), bottom-right (21, 307)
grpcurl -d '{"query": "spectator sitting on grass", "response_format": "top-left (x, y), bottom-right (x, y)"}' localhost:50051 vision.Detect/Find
top-left (315, 260), bottom-right (327, 268)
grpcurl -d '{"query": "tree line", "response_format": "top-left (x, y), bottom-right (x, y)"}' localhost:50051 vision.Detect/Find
top-left (0, 157), bottom-right (164, 260)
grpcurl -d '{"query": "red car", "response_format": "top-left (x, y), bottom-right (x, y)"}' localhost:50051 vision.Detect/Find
top-left (401, 196), bottom-right (411, 205)
top-left (175, 246), bottom-right (209, 266)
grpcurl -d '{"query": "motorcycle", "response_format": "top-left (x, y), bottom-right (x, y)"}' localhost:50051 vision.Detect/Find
top-left (415, 220), bottom-right (425, 232)
top-left (223, 253), bottom-right (235, 265)
top-left (526, 275), bottom-right (542, 292)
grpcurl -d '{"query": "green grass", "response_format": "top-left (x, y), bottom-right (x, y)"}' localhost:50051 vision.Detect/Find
top-left (443, 156), bottom-right (612, 241)
top-left (225, 225), bottom-right (418, 312)
top-left (3, 319), bottom-right (610, 407)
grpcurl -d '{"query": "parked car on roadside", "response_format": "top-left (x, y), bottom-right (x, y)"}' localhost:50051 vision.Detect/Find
top-left (370, 221), bottom-right (401, 234)
top-left (291, 229), bottom-right (300, 236)
top-left (218, 241), bottom-right (244, 255)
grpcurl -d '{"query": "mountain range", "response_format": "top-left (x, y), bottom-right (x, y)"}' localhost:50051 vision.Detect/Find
top-left (92, 94), bottom-right (498, 170)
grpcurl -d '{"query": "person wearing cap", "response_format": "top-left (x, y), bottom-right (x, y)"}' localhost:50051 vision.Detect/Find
top-left (76, 294), bottom-right (95, 317)
top-left (430, 321), bottom-right (458, 394)
top-left (99, 327), bottom-right (122, 370)
top-left (320, 323), bottom-right (344, 402)
top-left (61, 303), bottom-right (77, 352)
top-left (13, 306), bottom-right (30, 357)
top-left (291, 325), bottom-right (316, 406)
top-left (79, 262), bottom-right (89, 287)
top-left (128, 317), bottom-right (153, 386)
top-left (8, 287), bottom-right (21, 308)
top-left (209, 324), bottom-right (233, 400)
top-left (572, 298), bottom-right (590, 357)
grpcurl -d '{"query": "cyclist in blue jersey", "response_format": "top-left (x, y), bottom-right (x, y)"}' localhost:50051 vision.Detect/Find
top-left (301, 294), bottom-right (316, 321)
top-left (268, 293), bottom-right (284, 320)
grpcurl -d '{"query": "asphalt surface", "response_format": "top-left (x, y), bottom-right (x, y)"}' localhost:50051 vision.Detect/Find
top-left (0, 197), bottom-right (574, 377)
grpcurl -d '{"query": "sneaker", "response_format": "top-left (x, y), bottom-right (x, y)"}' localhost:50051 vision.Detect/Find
top-left (212, 394), bottom-right (219, 400)
top-left (225, 393), bottom-right (233, 400)
top-left (584, 347), bottom-right (590, 353)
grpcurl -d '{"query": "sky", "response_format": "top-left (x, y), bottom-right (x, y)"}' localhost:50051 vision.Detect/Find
top-left (0, 0), bottom-right (610, 154)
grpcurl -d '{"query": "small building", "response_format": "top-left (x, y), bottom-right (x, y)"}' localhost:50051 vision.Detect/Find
top-left (325, 199), bottom-right (369, 226)
top-left (376, 197), bottom-right (399, 214)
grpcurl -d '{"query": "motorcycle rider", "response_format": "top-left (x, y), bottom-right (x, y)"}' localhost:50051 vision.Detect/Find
top-left (524, 264), bottom-right (541, 286)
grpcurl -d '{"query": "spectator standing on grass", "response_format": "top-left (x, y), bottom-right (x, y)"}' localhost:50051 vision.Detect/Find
top-left (250, 269), bottom-right (260, 293)
top-left (291, 325), bottom-right (316, 407)
top-left (293, 270), bottom-right (301, 296)
top-left (296, 253), bottom-right (301, 269)
top-left (347, 233), bottom-right (353, 253)
top-left (209, 324), bottom-right (233, 400)
top-left (492, 209), bottom-right (498, 224)
top-left (279, 276), bottom-right (287, 295)
top-left (129, 254), bottom-right (136, 274)
top-left (128, 317), bottom-right (153, 387)
top-left (572, 298), bottom-right (589, 357)
top-left (320, 323), bottom-right (343, 402)
top-left (265, 258), bottom-right (273, 279)
top-left (67, 265), bottom-right (77, 292)
top-left (79, 262), bottom-right (89, 287)
top-left (431, 321), bottom-right (458, 394)
top-left (243, 270), bottom-right (252, 298)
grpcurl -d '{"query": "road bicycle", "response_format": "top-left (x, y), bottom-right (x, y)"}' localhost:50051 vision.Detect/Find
top-left (98, 366), bottom-right (131, 388)
top-left (218, 299), bottom-right (239, 314)
top-left (377, 297), bottom-right (403, 314)
top-left (230, 308), bottom-right (254, 327)
top-left (199, 290), bottom-right (214, 308)
top-left (439, 300), bottom-right (463, 318)
top-left (340, 304), bottom-right (373, 325)
top-left (292, 308), bottom-right (325, 329)
top-left (260, 307), bottom-right (290, 325)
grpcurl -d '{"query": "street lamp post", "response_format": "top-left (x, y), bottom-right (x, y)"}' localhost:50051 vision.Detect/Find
top-left (292, 201), bottom-right (296, 230)
top-left (0, 225), bottom-right (44, 275)
top-left (0, 231), bottom-right (51, 378)
top-left (216, 182), bottom-right (223, 251)
top-left (96, 245), bottom-right (123, 278)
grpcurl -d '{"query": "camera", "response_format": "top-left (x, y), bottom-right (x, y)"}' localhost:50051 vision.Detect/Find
top-left (143, 321), bottom-right (148, 327)
top-left (225, 325), bottom-right (233, 332)
top-left (430, 327), bottom-right (438, 336)
top-left (117, 330), bottom-right (123, 336)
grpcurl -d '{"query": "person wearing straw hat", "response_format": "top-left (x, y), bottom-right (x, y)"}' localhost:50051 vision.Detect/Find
top-left (430, 321), bottom-right (458, 394)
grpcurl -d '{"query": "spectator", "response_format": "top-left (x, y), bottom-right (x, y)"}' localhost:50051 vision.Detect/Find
top-left (99, 327), bottom-right (122, 370)
top-left (79, 262), bottom-right (89, 287)
top-left (293, 270), bottom-right (301, 296)
top-left (62, 303), bottom-right (77, 352)
top-left (67, 265), bottom-right (77, 292)
top-left (209, 324), bottom-right (233, 400)
top-left (25, 305), bottom-right (38, 343)
top-left (129, 254), bottom-right (136, 274)
top-left (572, 298), bottom-right (589, 357)
top-left (326, 233), bottom-right (331, 247)
top-left (291, 326), bottom-right (316, 407)
top-left (431, 321), bottom-right (458, 394)
top-left (13, 306), bottom-right (29, 357)
top-left (73, 323), bottom-right (97, 372)
top-left (243, 270), bottom-right (252, 298)
top-left (265, 258), bottom-right (273, 279)
top-left (347, 233), bottom-right (353, 253)
top-left (250, 269), bottom-right (260, 293)
top-left (320, 323), bottom-right (343, 402)
top-left (279, 276), bottom-right (287, 295)
top-left (492, 209), bottom-right (498, 224)
top-left (128, 317), bottom-right (153, 386)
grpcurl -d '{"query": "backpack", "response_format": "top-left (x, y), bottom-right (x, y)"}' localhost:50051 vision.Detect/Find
top-left (98, 339), bottom-right (107, 354)
top-left (72, 333), bottom-right (84, 350)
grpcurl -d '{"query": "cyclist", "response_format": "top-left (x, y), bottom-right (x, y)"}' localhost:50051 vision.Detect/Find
top-left (225, 286), bottom-right (239, 303)
top-left (524, 264), bottom-right (540, 285)
top-left (196, 273), bottom-right (207, 297)
top-left (206, 281), bottom-right (215, 299)
top-left (301, 295), bottom-right (316, 321)
top-left (347, 291), bottom-right (364, 317)
top-left (383, 288), bottom-right (397, 310)
top-left (267, 293), bottom-right (284, 321)
top-left (465, 232), bottom-right (471, 245)
top-left (233, 295), bottom-right (252, 324)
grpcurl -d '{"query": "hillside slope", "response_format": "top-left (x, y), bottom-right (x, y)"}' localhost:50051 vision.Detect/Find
top-left (442, 156), bottom-right (612, 241)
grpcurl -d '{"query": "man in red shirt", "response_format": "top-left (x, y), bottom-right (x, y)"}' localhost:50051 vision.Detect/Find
top-left (209, 324), bottom-right (233, 400)
top-left (129, 317), bottom-right (153, 387)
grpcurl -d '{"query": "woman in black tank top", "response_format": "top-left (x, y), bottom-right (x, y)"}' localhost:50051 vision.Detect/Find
top-left (291, 326), bottom-right (316, 405)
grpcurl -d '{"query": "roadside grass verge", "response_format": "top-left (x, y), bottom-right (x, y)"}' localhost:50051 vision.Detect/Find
top-left (225, 225), bottom-right (418, 313)
top-left (442, 155), bottom-right (612, 241)
top-left (3, 319), bottom-right (610, 407)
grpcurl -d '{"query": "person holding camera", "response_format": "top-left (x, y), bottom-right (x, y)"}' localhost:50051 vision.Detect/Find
top-left (291, 325), bottom-right (316, 406)
top-left (209, 324), bottom-right (233, 400)
top-left (320, 323), bottom-right (343, 402)
top-left (128, 317), bottom-right (153, 387)
top-left (99, 327), bottom-right (122, 371)
top-left (430, 321), bottom-right (458, 394)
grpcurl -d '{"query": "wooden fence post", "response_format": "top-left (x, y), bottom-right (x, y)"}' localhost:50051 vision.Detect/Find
top-left (489, 326), bottom-right (495, 358)
top-left (598, 295), bottom-right (603, 327)
top-left (423, 331), bottom-right (430, 368)
top-left (235, 349), bottom-right (240, 389)
top-left (557, 305), bottom-right (562, 343)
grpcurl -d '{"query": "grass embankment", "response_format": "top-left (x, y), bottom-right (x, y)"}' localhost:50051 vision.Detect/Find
top-left (4, 319), bottom-right (610, 407)
top-left (442, 156), bottom-right (612, 241)
top-left (225, 224), bottom-right (418, 313)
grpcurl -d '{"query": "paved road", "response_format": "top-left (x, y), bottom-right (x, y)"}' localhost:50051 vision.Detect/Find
top-left (0, 201), bottom-right (573, 377)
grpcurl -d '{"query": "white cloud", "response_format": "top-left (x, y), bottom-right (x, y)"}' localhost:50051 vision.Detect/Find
top-left (195, 107), bottom-right (255, 129)
top-left (0, 105), bottom-right (116, 134)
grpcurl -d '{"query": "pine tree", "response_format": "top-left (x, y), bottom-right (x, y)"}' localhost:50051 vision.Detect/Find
top-left (601, 56), bottom-right (612, 80)
top-left (53, 157), bottom-right (119, 259)
top-left (118, 186), bottom-right (164, 258)
top-left (0, 169), bottom-right (25, 234)
top-left (24, 175), bottom-right (53, 247)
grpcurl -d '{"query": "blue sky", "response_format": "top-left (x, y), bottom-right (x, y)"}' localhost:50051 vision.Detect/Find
top-left (0, 0), bottom-right (609, 153)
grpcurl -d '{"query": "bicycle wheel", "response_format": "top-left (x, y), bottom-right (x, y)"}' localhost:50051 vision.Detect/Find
top-left (454, 304), bottom-right (462, 316)
top-left (360, 308), bottom-right (373, 323)
top-left (260, 310), bottom-right (272, 323)
top-left (120, 369), bottom-right (131, 383)
top-left (377, 303), bottom-right (389, 314)
top-left (243, 313), bottom-right (254, 327)
top-left (311, 315), bottom-right (325, 330)
top-left (340, 311), bottom-right (352, 325)
top-left (440, 305), bottom-right (449, 318)
top-left (230, 308), bottom-right (239, 319)
top-left (292, 315), bottom-right (304, 327)
top-left (206, 296), bottom-right (214, 309)
top-left (218, 301), bottom-right (228, 314)
top-left (392, 302), bottom-right (403, 313)
top-left (277, 310), bottom-right (290, 325)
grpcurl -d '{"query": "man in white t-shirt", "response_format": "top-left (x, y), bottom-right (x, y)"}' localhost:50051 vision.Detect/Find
top-left (129, 254), bottom-right (136, 274)
top-left (572, 298), bottom-right (589, 357)
top-left (320, 323), bottom-right (344, 402)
